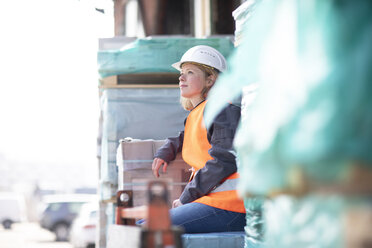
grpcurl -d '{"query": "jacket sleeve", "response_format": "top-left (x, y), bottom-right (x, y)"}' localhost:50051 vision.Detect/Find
top-left (154, 131), bottom-right (184, 163)
top-left (179, 104), bottom-right (241, 204)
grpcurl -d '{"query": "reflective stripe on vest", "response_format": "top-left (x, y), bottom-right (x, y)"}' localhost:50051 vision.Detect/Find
top-left (210, 178), bottom-right (239, 193)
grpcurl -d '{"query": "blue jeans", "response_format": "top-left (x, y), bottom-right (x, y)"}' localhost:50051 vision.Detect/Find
top-left (170, 202), bottom-right (246, 233)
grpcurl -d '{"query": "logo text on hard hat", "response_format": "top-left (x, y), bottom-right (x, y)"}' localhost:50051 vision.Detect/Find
top-left (200, 51), bottom-right (216, 58)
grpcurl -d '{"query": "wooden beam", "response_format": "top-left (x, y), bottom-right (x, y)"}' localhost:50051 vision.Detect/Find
top-left (194, 0), bottom-right (211, 37)
top-left (99, 84), bottom-right (179, 89)
top-left (138, 0), bottom-right (167, 36)
top-left (114, 0), bottom-right (129, 36)
top-left (120, 205), bottom-right (148, 219)
top-left (99, 73), bottom-right (180, 88)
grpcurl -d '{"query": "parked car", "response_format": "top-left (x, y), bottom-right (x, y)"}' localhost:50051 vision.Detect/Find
top-left (0, 192), bottom-right (27, 229)
top-left (39, 194), bottom-right (97, 241)
top-left (70, 203), bottom-right (97, 248)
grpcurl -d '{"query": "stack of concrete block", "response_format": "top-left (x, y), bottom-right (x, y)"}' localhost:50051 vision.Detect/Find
top-left (116, 138), bottom-right (191, 207)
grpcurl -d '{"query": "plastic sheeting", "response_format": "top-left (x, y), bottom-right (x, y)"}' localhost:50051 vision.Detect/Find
top-left (262, 195), bottom-right (372, 248)
top-left (99, 88), bottom-right (187, 200)
top-left (264, 195), bottom-right (344, 248)
top-left (97, 37), bottom-right (234, 78)
top-left (244, 197), bottom-right (265, 248)
top-left (205, 0), bottom-right (372, 247)
top-left (206, 0), bottom-right (372, 193)
top-left (232, 0), bottom-right (258, 46)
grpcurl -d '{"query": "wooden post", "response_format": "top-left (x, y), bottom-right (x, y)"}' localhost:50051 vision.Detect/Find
top-left (114, 0), bottom-right (129, 36)
top-left (194, 0), bottom-right (211, 37)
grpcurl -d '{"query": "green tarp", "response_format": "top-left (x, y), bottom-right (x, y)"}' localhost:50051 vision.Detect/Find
top-left (97, 37), bottom-right (234, 78)
top-left (206, 0), bottom-right (372, 247)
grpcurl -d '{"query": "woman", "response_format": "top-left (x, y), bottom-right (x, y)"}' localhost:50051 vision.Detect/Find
top-left (152, 45), bottom-right (246, 233)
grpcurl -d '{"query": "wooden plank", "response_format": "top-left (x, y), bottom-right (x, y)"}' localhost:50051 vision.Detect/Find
top-left (99, 84), bottom-right (179, 89)
top-left (120, 205), bottom-right (148, 219)
top-left (99, 73), bottom-right (179, 88)
top-left (100, 75), bottom-right (118, 87)
top-left (118, 73), bottom-right (179, 84)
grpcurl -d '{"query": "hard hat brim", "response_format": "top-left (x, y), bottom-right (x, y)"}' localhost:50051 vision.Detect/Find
top-left (172, 61), bottom-right (182, 71)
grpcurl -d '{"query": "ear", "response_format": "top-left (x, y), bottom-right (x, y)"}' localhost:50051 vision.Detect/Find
top-left (206, 75), bottom-right (216, 87)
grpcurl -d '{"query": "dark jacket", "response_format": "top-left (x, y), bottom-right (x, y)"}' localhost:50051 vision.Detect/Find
top-left (154, 103), bottom-right (241, 204)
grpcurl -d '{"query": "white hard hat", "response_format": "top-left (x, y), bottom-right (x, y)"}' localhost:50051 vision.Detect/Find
top-left (172, 45), bottom-right (227, 72)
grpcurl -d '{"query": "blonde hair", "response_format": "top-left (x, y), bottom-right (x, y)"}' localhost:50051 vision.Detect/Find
top-left (180, 62), bottom-right (219, 111)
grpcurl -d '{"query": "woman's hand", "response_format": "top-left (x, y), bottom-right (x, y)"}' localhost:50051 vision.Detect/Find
top-left (152, 158), bottom-right (168, 178)
top-left (172, 199), bottom-right (183, 208)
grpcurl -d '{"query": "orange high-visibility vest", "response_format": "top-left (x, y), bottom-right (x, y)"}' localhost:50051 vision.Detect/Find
top-left (182, 101), bottom-right (245, 213)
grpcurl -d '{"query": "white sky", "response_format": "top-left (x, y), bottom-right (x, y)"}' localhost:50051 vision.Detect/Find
top-left (0, 0), bottom-right (114, 186)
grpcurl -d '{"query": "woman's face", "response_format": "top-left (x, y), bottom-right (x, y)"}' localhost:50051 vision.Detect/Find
top-left (179, 63), bottom-right (208, 105)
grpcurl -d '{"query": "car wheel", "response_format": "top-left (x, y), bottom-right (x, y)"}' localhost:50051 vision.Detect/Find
top-left (2, 220), bottom-right (13, 229)
top-left (53, 223), bottom-right (69, 241)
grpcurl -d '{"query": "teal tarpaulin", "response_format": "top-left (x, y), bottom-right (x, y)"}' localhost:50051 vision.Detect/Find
top-left (205, 0), bottom-right (372, 247)
top-left (97, 37), bottom-right (234, 78)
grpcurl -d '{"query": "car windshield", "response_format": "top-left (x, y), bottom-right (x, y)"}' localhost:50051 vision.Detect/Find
top-left (46, 202), bottom-right (85, 213)
top-left (89, 210), bottom-right (97, 219)
top-left (68, 202), bottom-right (85, 214)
